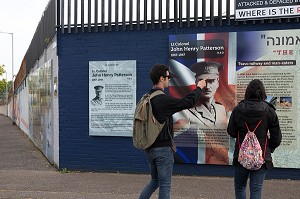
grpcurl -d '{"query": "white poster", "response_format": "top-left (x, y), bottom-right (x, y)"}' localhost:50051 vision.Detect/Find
top-left (235, 0), bottom-right (300, 20)
top-left (89, 60), bottom-right (136, 136)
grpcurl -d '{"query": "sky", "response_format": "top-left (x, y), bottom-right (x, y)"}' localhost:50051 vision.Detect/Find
top-left (0, 0), bottom-right (50, 81)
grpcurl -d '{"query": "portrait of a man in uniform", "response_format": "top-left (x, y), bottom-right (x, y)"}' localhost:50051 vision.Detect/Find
top-left (173, 61), bottom-right (229, 165)
top-left (182, 62), bottom-right (227, 126)
top-left (91, 85), bottom-right (104, 106)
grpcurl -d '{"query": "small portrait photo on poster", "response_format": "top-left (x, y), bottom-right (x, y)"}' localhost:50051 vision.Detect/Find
top-left (91, 85), bottom-right (104, 106)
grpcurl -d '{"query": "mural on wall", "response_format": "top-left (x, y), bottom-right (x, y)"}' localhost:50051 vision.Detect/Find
top-left (169, 29), bottom-right (300, 168)
top-left (28, 60), bottom-right (53, 163)
top-left (89, 60), bottom-right (136, 136)
top-left (15, 81), bottom-right (30, 135)
top-left (169, 33), bottom-right (235, 165)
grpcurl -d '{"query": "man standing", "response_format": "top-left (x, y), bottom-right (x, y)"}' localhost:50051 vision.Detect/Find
top-left (139, 64), bottom-right (207, 199)
top-left (173, 61), bottom-right (228, 164)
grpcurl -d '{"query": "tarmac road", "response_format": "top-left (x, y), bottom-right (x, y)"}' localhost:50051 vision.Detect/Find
top-left (1, 114), bottom-right (299, 199)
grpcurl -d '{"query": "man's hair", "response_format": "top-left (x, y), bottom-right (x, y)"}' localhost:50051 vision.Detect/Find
top-left (149, 64), bottom-right (169, 85)
top-left (244, 79), bottom-right (267, 100)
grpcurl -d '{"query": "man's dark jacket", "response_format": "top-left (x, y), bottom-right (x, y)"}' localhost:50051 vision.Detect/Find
top-left (149, 87), bottom-right (202, 149)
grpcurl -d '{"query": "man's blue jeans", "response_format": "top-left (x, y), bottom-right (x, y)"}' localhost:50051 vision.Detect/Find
top-left (139, 147), bottom-right (174, 199)
top-left (234, 165), bottom-right (267, 199)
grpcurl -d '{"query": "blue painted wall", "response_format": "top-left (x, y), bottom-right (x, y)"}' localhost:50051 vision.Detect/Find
top-left (57, 20), bottom-right (300, 179)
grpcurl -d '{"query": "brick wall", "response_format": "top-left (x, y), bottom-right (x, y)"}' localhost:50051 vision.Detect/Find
top-left (57, 21), bottom-right (300, 178)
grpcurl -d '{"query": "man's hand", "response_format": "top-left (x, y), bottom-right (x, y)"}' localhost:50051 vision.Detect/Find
top-left (196, 77), bottom-right (209, 89)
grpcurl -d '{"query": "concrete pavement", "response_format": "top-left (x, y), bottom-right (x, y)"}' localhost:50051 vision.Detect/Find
top-left (0, 114), bottom-right (299, 199)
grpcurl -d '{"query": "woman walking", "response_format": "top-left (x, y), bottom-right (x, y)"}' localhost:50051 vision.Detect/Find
top-left (227, 79), bottom-right (282, 199)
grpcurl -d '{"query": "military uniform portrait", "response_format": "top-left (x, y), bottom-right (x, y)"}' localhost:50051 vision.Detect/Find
top-left (91, 85), bottom-right (104, 106)
top-left (173, 61), bottom-right (229, 165)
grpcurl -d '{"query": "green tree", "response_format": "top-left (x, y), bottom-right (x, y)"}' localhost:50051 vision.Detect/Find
top-left (0, 79), bottom-right (6, 92)
top-left (0, 64), bottom-right (5, 77)
top-left (0, 64), bottom-right (9, 102)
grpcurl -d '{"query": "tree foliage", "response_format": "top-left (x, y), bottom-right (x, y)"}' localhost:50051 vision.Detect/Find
top-left (0, 79), bottom-right (11, 93)
top-left (0, 64), bottom-right (5, 77)
top-left (0, 64), bottom-right (10, 99)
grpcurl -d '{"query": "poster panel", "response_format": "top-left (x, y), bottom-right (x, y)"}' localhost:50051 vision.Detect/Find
top-left (236, 29), bottom-right (300, 168)
top-left (169, 29), bottom-right (300, 168)
top-left (28, 60), bottom-right (53, 162)
top-left (169, 33), bottom-right (236, 165)
top-left (89, 60), bottom-right (136, 137)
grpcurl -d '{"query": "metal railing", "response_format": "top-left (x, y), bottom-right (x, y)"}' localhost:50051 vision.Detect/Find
top-left (12, 0), bottom-right (300, 94)
top-left (58, 0), bottom-right (233, 33)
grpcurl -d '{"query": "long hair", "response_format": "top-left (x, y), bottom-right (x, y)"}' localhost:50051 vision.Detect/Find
top-left (149, 64), bottom-right (169, 85)
top-left (244, 79), bottom-right (267, 100)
